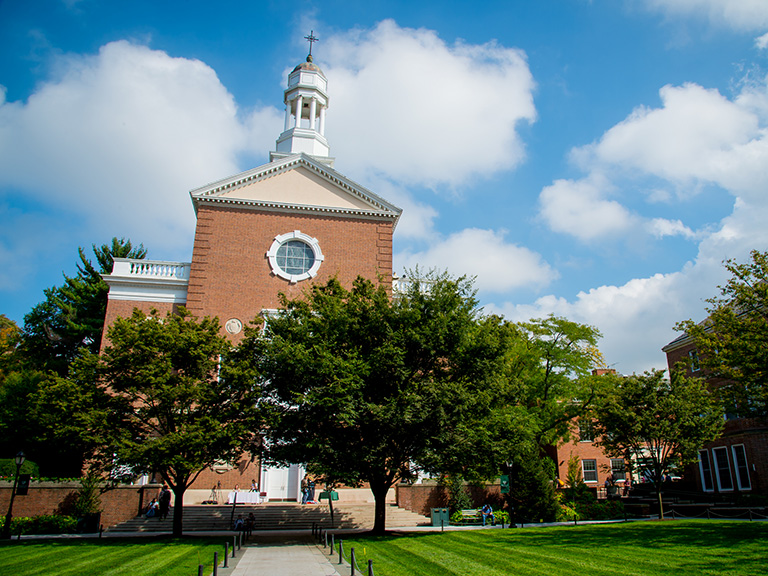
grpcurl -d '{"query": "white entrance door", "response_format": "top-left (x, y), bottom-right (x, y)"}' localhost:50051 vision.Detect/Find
top-left (261, 464), bottom-right (303, 501)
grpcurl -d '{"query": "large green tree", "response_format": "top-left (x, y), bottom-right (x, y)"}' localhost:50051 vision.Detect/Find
top-left (0, 358), bottom-right (111, 477)
top-left (676, 250), bottom-right (768, 417)
top-left (100, 308), bottom-right (260, 536)
top-left (23, 238), bottom-right (146, 374)
top-left (242, 273), bottom-right (499, 534)
top-left (592, 369), bottom-right (723, 519)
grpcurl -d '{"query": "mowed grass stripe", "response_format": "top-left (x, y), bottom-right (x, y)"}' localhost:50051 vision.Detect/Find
top-left (0, 538), bottom-right (226, 576)
top-left (345, 521), bottom-right (768, 576)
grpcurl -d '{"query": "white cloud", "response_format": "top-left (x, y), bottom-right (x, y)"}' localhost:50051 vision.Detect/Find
top-left (539, 176), bottom-right (637, 241)
top-left (588, 83), bottom-right (764, 195)
top-left (646, 218), bottom-right (697, 238)
top-left (0, 40), bottom-right (282, 258)
top-left (756, 32), bottom-right (768, 49)
top-left (396, 228), bottom-right (556, 293)
top-left (322, 20), bottom-right (536, 188)
top-left (642, 0), bottom-right (768, 32)
top-left (545, 78), bottom-right (768, 244)
top-left (525, 74), bottom-right (768, 372)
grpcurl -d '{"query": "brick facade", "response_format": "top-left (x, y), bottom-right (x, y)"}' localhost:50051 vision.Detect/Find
top-left (0, 482), bottom-right (159, 529)
top-left (184, 204), bottom-right (394, 339)
top-left (664, 335), bottom-right (768, 496)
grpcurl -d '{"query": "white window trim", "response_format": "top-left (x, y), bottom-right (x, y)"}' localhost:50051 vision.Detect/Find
top-left (712, 446), bottom-right (734, 492)
top-left (698, 450), bottom-right (715, 492)
top-left (266, 230), bottom-right (324, 284)
top-left (582, 459), bottom-right (598, 483)
top-left (731, 444), bottom-right (752, 491)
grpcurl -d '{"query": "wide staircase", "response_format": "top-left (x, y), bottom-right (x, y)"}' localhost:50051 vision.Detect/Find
top-left (109, 503), bottom-right (429, 532)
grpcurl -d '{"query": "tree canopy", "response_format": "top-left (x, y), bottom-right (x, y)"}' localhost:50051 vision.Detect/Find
top-left (676, 250), bottom-right (768, 417)
top-left (592, 369), bottom-right (723, 518)
top-left (241, 273), bottom-right (500, 533)
top-left (99, 307), bottom-right (260, 536)
top-left (23, 238), bottom-right (146, 375)
top-left (240, 272), bottom-right (607, 531)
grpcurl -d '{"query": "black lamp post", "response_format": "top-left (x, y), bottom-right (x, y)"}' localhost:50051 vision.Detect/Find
top-left (2, 451), bottom-right (26, 539)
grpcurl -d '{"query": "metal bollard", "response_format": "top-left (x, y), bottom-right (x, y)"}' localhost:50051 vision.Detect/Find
top-left (339, 540), bottom-right (344, 565)
top-left (224, 543), bottom-right (229, 568)
top-left (198, 565), bottom-right (203, 576)
top-left (368, 559), bottom-right (374, 576)
top-left (324, 530), bottom-right (328, 548)
top-left (707, 508), bottom-right (711, 520)
top-left (351, 547), bottom-right (356, 576)
top-left (749, 509), bottom-right (753, 521)
top-left (213, 551), bottom-right (218, 576)
top-left (671, 508), bottom-right (676, 520)
top-left (330, 534), bottom-right (335, 555)
top-left (232, 536), bottom-right (237, 558)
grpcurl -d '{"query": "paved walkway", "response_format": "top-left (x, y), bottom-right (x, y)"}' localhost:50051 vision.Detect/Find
top-left (221, 532), bottom-right (343, 576)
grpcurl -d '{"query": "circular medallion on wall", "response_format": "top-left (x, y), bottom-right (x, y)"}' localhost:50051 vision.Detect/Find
top-left (225, 318), bottom-right (243, 335)
top-left (266, 230), bottom-right (324, 283)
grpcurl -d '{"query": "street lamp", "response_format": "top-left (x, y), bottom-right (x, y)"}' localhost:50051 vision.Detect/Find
top-left (2, 451), bottom-right (26, 539)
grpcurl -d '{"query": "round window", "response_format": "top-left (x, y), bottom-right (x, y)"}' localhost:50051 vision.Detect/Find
top-left (266, 231), bottom-right (324, 283)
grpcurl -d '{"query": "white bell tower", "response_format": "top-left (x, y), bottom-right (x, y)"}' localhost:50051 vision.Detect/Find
top-left (271, 31), bottom-right (334, 167)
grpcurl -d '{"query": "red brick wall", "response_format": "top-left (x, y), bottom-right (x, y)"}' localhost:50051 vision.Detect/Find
top-left (692, 417), bottom-right (768, 495)
top-left (396, 483), bottom-right (503, 516)
top-left (185, 205), bottom-right (395, 341)
top-left (0, 482), bottom-right (159, 529)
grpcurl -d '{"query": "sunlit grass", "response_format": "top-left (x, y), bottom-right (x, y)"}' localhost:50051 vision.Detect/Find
top-left (0, 537), bottom-right (227, 576)
top-left (343, 520), bottom-right (768, 576)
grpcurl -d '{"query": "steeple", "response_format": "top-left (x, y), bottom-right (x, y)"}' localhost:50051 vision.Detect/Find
top-left (271, 31), bottom-right (334, 167)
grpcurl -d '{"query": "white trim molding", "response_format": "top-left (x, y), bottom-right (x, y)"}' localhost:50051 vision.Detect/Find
top-left (266, 230), bottom-right (324, 284)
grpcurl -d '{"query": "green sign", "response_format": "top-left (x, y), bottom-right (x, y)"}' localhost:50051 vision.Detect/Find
top-left (500, 475), bottom-right (510, 494)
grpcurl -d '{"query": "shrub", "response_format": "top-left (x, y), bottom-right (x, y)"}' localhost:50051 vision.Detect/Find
top-left (10, 515), bottom-right (77, 535)
top-left (0, 459), bottom-right (39, 479)
top-left (444, 475), bottom-right (472, 513)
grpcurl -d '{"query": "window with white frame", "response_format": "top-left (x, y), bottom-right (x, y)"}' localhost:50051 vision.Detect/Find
top-left (582, 459), bottom-right (597, 483)
top-left (688, 349), bottom-right (700, 372)
top-left (712, 446), bottom-right (734, 491)
top-left (579, 420), bottom-right (595, 442)
top-left (610, 459), bottom-right (625, 481)
top-left (266, 231), bottom-right (324, 283)
top-left (699, 450), bottom-right (714, 492)
top-left (731, 444), bottom-right (751, 491)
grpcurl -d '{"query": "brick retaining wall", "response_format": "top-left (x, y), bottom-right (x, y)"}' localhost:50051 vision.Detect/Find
top-left (0, 482), bottom-right (161, 529)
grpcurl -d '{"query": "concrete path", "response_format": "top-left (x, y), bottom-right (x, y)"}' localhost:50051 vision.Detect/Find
top-left (221, 533), bottom-right (343, 576)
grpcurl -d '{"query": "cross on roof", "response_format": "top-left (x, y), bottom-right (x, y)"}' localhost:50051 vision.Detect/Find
top-left (304, 30), bottom-right (319, 57)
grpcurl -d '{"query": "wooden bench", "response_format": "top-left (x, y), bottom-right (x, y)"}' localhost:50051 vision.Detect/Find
top-left (455, 509), bottom-right (483, 525)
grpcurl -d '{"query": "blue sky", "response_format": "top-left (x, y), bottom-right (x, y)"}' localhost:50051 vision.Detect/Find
top-left (2, 0), bottom-right (767, 373)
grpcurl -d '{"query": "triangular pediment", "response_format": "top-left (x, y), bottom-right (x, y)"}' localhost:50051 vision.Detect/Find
top-left (190, 153), bottom-right (401, 223)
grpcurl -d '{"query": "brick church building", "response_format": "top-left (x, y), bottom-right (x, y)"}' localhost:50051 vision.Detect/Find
top-left (101, 49), bottom-right (402, 503)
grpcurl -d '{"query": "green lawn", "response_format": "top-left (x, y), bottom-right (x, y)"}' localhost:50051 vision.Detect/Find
top-left (0, 537), bottom-right (228, 576)
top-left (342, 521), bottom-right (768, 576)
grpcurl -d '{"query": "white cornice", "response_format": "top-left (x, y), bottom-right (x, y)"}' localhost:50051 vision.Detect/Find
top-left (104, 259), bottom-right (190, 304)
top-left (189, 153), bottom-right (402, 226)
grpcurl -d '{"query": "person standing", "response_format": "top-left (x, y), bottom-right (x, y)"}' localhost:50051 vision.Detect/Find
top-left (158, 485), bottom-right (172, 520)
top-left (300, 475), bottom-right (309, 505)
top-left (308, 477), bottom-right (316, 503)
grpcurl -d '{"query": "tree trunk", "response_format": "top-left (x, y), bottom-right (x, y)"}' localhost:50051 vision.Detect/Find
top-left (172, 487), bottom-right (185, 536)
top-left (656, 485), bottom-right (664, 521)
top-left (370, 482), bottom-right (390, 535)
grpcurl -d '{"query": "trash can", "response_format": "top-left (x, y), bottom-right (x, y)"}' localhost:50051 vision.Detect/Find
top-left (430, 507), bottom-right (450, 527)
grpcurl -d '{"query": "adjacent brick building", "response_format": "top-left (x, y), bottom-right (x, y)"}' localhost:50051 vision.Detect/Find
top-left (663, 332), bottom-right (768, 497)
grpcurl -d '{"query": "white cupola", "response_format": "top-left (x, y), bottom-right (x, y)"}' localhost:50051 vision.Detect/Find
top-left (271, 33), bottom-right (333, 167)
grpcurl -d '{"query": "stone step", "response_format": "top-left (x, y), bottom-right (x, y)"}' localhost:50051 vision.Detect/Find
top-left (109, 503), bottom-right (429, 532)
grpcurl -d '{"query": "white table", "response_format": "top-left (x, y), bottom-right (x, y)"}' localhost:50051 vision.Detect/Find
top-left (227, 491), bottom-right (262, 504)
